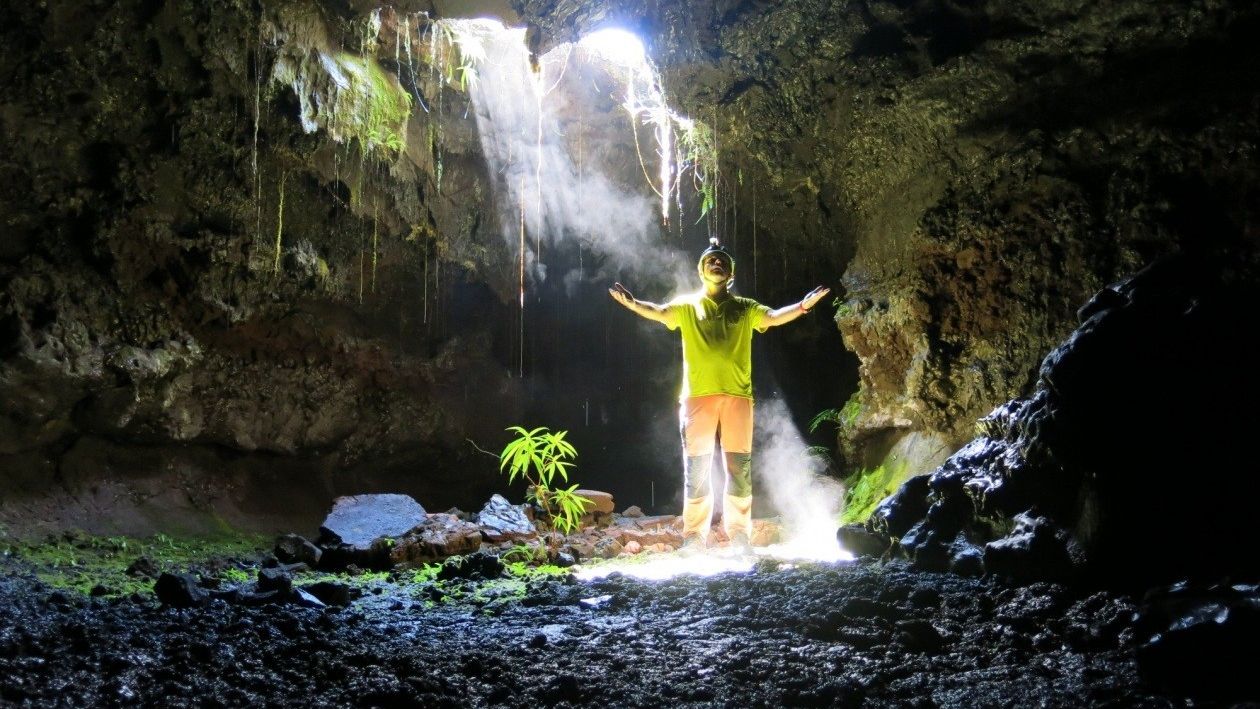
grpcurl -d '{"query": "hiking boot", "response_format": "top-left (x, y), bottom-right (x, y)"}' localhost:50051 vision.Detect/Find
top-left (678, 535), bottom-right (707, 556)
top-left (727, 532), bottom-right (752, 555)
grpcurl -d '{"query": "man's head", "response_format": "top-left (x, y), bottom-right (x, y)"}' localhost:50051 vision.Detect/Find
top-left (697, 239), bottom-right (734, 287)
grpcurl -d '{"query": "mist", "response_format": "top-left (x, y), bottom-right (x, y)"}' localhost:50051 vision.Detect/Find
top-left (753, 397), bottom-right (850, 558)
top-left (447, 20), bottom-right (695, 294)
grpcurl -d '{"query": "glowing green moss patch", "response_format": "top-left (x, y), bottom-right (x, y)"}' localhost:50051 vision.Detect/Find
top-left (274, 49), bottom-right (413, 157)
top-left (839, 461), bottom-right (911, 526)
top-left (2, 533), bottom-right (270, 598)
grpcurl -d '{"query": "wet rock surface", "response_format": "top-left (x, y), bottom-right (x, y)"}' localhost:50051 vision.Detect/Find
top-left (319, 494), bottom-right (428, 548)
top-left (868, 254), bottom-right (1260, 583)
top-left (0, 559), bottom-right (1204, 706)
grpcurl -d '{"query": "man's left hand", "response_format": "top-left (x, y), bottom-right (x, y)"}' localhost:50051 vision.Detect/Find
top-left (801, 286), bottom-right (831, 311)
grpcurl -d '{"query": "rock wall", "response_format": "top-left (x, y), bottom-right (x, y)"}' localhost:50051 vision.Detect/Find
top-left (0, 0), bottom-right (523, 535)
top-left (520, 0), bottom-right (1260, 475)
top-left (4, 0), bottom-right (1259, 538)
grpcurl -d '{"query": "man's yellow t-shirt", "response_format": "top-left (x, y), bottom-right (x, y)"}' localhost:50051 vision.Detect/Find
top-left (666, 293), bottom-right (770, 400)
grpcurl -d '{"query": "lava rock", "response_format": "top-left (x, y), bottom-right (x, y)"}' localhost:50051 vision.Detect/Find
top-left (274, 534), bottom-right (322, 567)
top-left (154, 573), bottom-right (208, 608)
top-left (318, 494), bottom-right (427, 547)
top-left (125, 557), bottom-right (159, 578)
top-left (303, 581), bottom-right (353, 606)
top-left (257, 567), bottom-right (294, 596)
top-left (438, 552), bottom-right (504, 581)
top-left (837, 525), bottom-right (889, 558)
top-left (477, 494), bottom-right (537, 543)
top-left (984, 512), bottom-right (1080, 581)
top-left (574, 489), bottom-right (614, 515)
top-left (1135, 581), bottom-right (1260, 700)
top-left (390, 514), bottom-right (483, 565)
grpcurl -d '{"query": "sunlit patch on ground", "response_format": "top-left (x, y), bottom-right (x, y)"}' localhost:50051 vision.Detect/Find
top-left (573, 536), bottom-right (854, 581)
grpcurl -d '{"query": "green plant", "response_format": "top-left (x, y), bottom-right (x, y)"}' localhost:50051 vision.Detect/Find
top-left (499, 426), bottom-right (591, 534)
top-left (222, 567), bottom-right (253, 584)
top-left (838, 463), bottom-right (911, 525)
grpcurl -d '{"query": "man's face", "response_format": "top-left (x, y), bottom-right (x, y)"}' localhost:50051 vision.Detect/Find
top-left (700, 253), bottom-right (732, 283)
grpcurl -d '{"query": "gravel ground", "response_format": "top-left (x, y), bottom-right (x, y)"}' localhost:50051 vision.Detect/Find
top-left (0, 553), bottom-right (1186, 708)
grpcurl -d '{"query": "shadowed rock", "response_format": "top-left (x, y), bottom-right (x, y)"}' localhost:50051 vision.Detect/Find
top-left (154, 572), bottom-right (208, 608)
top-left (869, 254), bottom-right (1260, 583)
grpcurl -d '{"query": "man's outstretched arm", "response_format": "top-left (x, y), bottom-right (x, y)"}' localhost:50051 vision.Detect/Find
top-left (609, 282), bottom-right (676, 327)
top-left (762, 286), bottom-right (831, 328)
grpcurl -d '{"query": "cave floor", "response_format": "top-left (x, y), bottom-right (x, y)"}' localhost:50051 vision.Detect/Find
top-left (0, 541), bottom-right (1177, 707)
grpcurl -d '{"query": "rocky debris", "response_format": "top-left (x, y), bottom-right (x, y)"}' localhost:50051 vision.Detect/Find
top-left (621, 505), bottom-right (644, 517)
top-left (836, 525), bottom-right (889, 559)
top-left (257, 568), bottom-right (294, 596)
top-left (125, 557), bottom-right (159, 578)
top-left (302, 581), bottom-right (354, 607)
top-left (274, 534), bottom-right (322, 567)
top-left (476, 494), bottom-right (537, 543)
top-left (153, 573), bottom-right (208, 608)
top-left (318, 494), bottom-right (427, 548)
top-left (437, 552), bottom-right (504, 581)
top-left (575, 489), bottom-right (614, 516)
top-left (389, 514), bottom-right (483, 566)
top-left (868, 255), bottom-right (1260, 583)
top-left (1135, 581), bottom-right (1260, 701)
top-left (0, 559), bottom-right (1184, 706)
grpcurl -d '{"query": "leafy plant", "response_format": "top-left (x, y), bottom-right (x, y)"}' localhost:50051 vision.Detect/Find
top-left (839, 464), bottom-right (906, 525)
top-left (499, 426), bottom-right (591, 534)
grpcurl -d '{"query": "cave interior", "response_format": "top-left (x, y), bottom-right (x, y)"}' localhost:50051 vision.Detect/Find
top-left (1, 0), bottom-right (1259, 704)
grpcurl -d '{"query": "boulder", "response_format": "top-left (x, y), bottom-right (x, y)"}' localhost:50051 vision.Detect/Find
top-left (257, 567), bottom-right (294, 596)
top-left (574, 489), bottom-right (614, 514)
top-left (477, 494), bottom-right (537, 543)
top-left (154, 572), bottom-right (208, 608)
top-left (983, 512), bottom-right (1081, 581)
top-left (318, 494), bottom-right (427, 548)
top-left (390, 513), bottom-right (483, 564)
top-left (837, 525), bottom-right (889, 558)
top-left (437, 551), bottom-right (504, 580)
top-left (274, 534), bottom-right (322, 567)
top-left (302, 581), bottom-right (354, 606)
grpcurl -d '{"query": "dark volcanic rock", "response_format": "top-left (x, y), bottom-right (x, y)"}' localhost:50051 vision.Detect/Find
top-left (153, 573), bottom-right (208, 608)
top-left (476, 494), bottom-right (537, 543)
top-left (837, 524), bottom-right (889, 559)
top-left (868, 254), bottom-right (1260, 583)
top-left (319, 494), bottom-right (427, 548)
top-left (389, 514), bottom-right (483, 565)
top-left (257, 568), bottom-right (294, 596)
top-left (1135, 581), bottom-right (1260, 701)
top-left (274, 534), bottom-right (322, 567)
top-left (303, 581), bottom-right (353, 607)
top-left (983, 512), bottom-right (1082, 582)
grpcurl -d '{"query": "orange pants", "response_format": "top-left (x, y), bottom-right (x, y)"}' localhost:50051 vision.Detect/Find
top-left (680, 395), bottom-right (753, 455)
top-left (679, 395), bottom-right (754, 541)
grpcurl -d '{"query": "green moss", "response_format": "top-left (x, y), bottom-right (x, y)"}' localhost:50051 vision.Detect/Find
top-left (3, 532), bottom-right (271, 599)
top-left (839, 460), bottom-right (912, 526)
top-left (273, 45), bottom-right (412, 158)
top-left (324, 52), bottom-right (412, 155)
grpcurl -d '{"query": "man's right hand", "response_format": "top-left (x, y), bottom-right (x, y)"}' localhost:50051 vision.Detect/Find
top-left (609, 282), bottom-right (635, 308)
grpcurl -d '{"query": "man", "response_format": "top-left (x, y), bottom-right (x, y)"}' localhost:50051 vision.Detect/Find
top-left (608, 240), bottom-right (830, 550)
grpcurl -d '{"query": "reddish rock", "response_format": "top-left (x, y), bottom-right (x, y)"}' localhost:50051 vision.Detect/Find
top-left (390, 513), bottom-right (482, 564)
top-left (623, 540), bottom-right (642, 554)
top-left (575, 489), bottom-right (614, 514)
